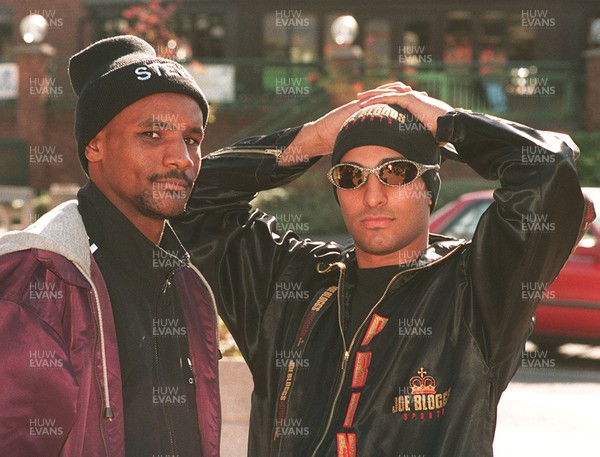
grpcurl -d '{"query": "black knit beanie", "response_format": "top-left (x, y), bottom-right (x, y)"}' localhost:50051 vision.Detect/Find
top-left (68, 35), bottom-right (209, 175)
top-left (331, 104), bottom-right (441, 210)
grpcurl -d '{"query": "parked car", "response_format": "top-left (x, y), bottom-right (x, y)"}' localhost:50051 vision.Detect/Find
top-left (430, 187), bottom-right (600, 349)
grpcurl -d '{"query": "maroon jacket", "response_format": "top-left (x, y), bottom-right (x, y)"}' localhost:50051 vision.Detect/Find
top-left (0, 201), bottom-right (221, 456)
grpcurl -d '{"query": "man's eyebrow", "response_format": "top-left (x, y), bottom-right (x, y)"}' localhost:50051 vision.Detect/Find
top-left (137, 118), bottom-right (204, 135)
top-left (378, 156), bottom-right (405, 166)
top-left (339, 157), bottom-right (405, 167)
top-left (138, 118), bottom-right (158, 128)
top-left (190, 126), bottom-right (204, 137)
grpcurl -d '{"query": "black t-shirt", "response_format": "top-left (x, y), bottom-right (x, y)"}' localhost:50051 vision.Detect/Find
top-left (349, 265), bottom-right (402, 338)
top-left (78, 182), bottom-right (202, 457)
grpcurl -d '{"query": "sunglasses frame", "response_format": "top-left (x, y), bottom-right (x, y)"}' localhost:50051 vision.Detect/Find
top-left (327, 159), bottom-right (440, 190)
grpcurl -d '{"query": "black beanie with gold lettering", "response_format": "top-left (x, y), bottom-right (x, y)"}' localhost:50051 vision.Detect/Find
top-left (68, 35), bottom-right (208, 174)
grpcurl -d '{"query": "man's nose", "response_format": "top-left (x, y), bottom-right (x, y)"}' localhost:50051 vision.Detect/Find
top-left (362, 174), bottom-right (387, 207)
top-left (164, 136), bottom-right (194, 169)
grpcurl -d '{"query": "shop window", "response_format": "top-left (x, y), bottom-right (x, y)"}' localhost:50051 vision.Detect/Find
top-left (187, 15), bottom-right (225, 59)
top-left (0, 7), bottom-right (12, 57)
top-left (443, 12), bottom-right (473, 68)
top-left (97, 12), bottom-right (225, 59)
top-left (364, 19), bottom-right (391, 63)
top-left (401, 22), bottom-right (431, 66)
top-left (478, 12), bottom-right (508, 112)
top-left (505, 12), bottom-right (536, 61)
top-left (263, 11), bottom-right (318, 63)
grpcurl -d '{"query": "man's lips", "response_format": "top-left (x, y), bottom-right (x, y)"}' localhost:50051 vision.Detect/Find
top-left (361, 215), bottom-right (395, 228)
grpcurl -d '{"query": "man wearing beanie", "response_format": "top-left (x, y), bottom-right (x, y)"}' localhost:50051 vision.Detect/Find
top-left (0, 35), bottom-right (220, 456)
top-left (174, 82), bottom-right (594, 456)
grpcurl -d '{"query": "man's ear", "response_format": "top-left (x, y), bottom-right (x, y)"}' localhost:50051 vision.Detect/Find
top-left (85, 133), bottom-right (104, 164)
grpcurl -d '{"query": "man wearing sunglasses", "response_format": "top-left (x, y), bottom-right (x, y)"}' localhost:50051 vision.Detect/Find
top-left (174, 83), bottom-right (594, 456)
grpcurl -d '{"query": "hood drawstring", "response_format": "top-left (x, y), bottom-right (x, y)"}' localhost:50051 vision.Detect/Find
top-left (96, 285), bottom-right (114, 420)
top-left (89, 242), bottom-right (113, 420)
top-left (317, 261), bottom-right (346, 275)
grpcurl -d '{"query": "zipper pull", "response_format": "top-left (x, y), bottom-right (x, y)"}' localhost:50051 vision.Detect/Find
top-left (162, 270), bottom-right (174, 293)
top-left (104, 406), bottom-right (114, 420)
top-left (341, 351), bottom-right (350, 371)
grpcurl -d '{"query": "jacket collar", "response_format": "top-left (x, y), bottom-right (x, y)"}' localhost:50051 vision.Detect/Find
top-left (78, 181), bottom-right (189, 290)
top-left (331, 233), bottom-right (466, 276)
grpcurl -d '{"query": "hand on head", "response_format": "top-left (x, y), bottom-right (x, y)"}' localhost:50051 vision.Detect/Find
top-left (357, 82), bottom-right (454, 139)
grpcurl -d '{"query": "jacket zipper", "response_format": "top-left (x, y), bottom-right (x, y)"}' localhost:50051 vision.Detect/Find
top-left (308, 263), bottom-right (348, 457)
top-left (309, 248), bottom-right (462, 456)
top-left (90, 287), bottom-right (111, 457)
top-left (154, 271), bottom-right (178, 455)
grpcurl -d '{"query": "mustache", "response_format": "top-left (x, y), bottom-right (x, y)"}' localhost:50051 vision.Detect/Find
top-left (148, 170), bottom-right (194, 187)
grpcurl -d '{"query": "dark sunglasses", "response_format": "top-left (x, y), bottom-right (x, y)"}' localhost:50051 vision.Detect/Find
top-left (327, 159), bottom-right (440, 190)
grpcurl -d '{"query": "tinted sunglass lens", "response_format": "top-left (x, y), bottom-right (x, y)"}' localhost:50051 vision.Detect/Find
top-left (380, 162), bottom-right (419, 186)
top-left (332, 165), bottom-right (365, 189)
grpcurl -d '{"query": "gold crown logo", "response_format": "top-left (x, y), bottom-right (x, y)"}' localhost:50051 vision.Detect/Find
top-left (409, 368), bottom-right (437, 395)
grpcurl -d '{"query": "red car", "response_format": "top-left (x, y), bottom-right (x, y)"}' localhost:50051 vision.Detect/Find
top-left (429, 187), bottom-right (600, 349)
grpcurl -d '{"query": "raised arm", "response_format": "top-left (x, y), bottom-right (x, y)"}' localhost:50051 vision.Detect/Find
top-left (173, 97), bottom-right (372, 362)
top-left (175, 83), bottom-right (454, 363)
top-left (360, 85), bottom-right (592, 365)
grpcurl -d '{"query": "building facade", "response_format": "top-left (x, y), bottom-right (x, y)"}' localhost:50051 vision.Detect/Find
top-left (0, 0), bottom-right (599, 196)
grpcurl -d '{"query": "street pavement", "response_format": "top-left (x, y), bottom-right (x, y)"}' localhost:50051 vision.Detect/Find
top-left (495, 343), bottom-right (600, 457)
top-left (219, 343), bottom-right (600, 457)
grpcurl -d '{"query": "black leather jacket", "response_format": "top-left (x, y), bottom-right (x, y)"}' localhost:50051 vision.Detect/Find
top-left (174, 111), bottom-right (587, 457)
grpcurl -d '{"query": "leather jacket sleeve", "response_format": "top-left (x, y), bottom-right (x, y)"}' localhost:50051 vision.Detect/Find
top-left (174, 127), bottom-right (340, 365)
top-left (437, 111), bottom-right (587, 367)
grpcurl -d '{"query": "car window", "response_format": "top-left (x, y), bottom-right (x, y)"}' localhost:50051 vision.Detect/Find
top-left (438, 190), bottom-right (599, 243)
top-left (439, 200), bottom-right (492, 240)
